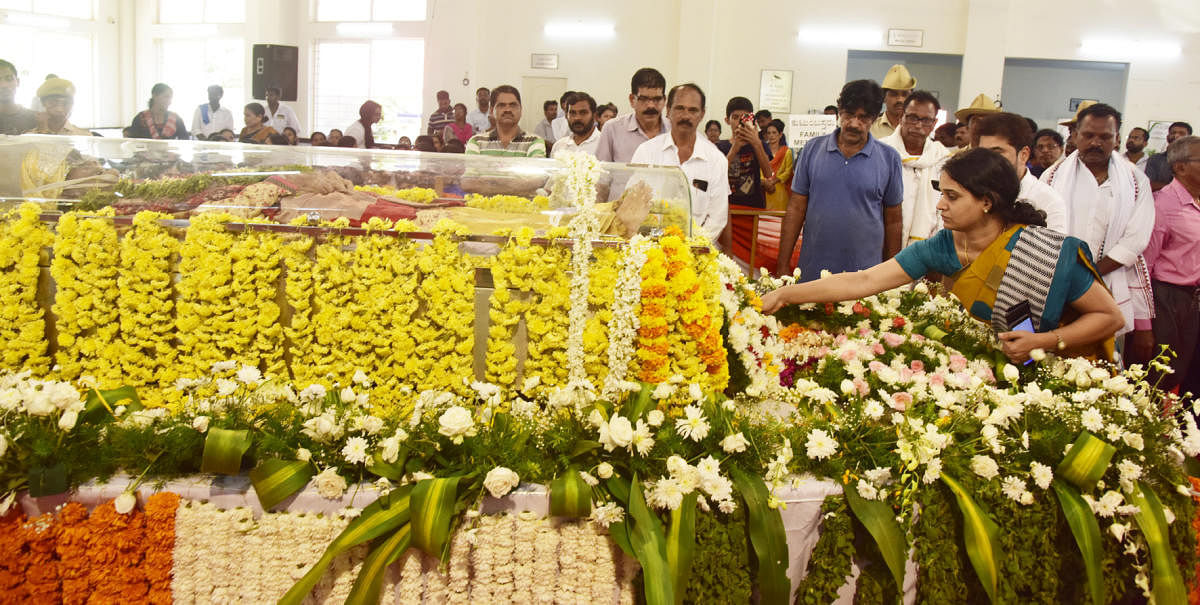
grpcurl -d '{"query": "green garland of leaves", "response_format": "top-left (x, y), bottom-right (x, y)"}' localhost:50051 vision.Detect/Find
top-left (912, 482), bottom-right (977, 603)
top-left (794, 496), bottom-right (854, 604)
top-left (684, 507), bottom-right (752, 604)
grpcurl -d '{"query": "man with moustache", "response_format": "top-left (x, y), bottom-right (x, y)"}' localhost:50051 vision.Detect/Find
top-left (596, 67), bottom-right (670, 162)
top-left (466, 86), bottom-right (492, 133)
top-left (1042, 103), bottom-right (1155, 345)
top-left (879, 90), bottom-right (951, 246)
top-left (1144, 121), bottom-right (1193, 189)
top-left (464, 85), bottom-right (546, 157)
top-left (776, 79), bottom-right (903, 281)
top-left (631, 83), bottom-right (728, 241)
top-left (1124, 127), bottom-right (1150, 172)
top-left (551, 92), bottom-right (601, 158)
top-left (1030, 129), bottom-right (1064, 178)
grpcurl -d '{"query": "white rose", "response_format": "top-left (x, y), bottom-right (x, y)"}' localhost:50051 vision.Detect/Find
top-left (191, 415), bottom-right (210, 433)
top-left (483, 467), bottom-right (520, 498)
top-left (588, 409), bottom-right (604, 427)
top-left (647, 410), bottom-right (665, 427)
top-left (721, 432), bottom-right (749, 453)
top-left (437, 406), bottom-right (476, 444)
top-left (340, 386), bottom-right (356, 403)
top-left (1029, 348), bottom-right (1046, 362)
top-left (601, 416), bottom-right (635, 449)
top-left (58, 409), bottom-right (78, 432)
top-left (0, 433), bottom-right (6, 458)
top-left (312, 467), bottom-right (348, 499)
top-left (114, 491), bottom-right (137, 514)
top-left (1002, 364), bottom-right (1019, 383)
top-left (596, 462), bottom-right (614, 479)
top-left (840, 379), bottom-right (856, 395)
top-left (296, 447), bottom-right (311, 462)
top-left (970, 455), bottom-right (999, 480)
top-left (23, 393), bottom-right (54, 416)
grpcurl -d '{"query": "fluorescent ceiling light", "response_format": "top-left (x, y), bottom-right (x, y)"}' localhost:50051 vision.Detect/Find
top-left (336, 22), bottom-right (394, 36)
top-left (798, 26), bottom-right (880, 47)
top-left (4, 12), bottom-right (71, 30)
top-left (544, 21), bottom-right (615, 39)
top-left (1079, 37), bottom-right (1181, 60)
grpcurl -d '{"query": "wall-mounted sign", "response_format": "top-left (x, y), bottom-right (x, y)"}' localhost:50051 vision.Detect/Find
top-left (786, 114), bottom-right (837, 149)
top-left (530, 53), bottom-right (559, 70)
top-left (759, 70), bottom-right (793, 114)
top-left (887, 28), bottom-right (924, 47)
top-left (1068, 97), bottom-right (1097, 112)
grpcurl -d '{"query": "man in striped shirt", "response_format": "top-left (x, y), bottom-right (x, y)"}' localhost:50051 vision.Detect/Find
top-left (464, 85), bottom-right (547, 158)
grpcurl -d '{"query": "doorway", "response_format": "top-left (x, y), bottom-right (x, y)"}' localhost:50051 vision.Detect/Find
top-left (1001, 58), bottom-right (1128, 133)
top-left (520, 76), bottom-right (568, 135)
top-left (846, 50), bottom-right (964, 117)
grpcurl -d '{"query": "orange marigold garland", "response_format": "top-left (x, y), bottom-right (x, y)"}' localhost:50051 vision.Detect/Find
top-left (692, 241), bottom-right (730, 391)
top-left (142, 492), bottom-right (179, 604)
top-left (0, 510), bottom-right (61, 604)
top-left (635, 243), bottom-right (671, 384)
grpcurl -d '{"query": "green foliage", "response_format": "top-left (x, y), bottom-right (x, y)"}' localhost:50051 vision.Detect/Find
top-left (684, 507), bottom-right (751, 605)
top-left (912, 483), bottom-right (977, 604)
top-left (794, 496), bottom-right (854, 605)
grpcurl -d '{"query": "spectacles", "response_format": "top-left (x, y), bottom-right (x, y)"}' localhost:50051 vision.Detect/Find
top-left (635, 95), bottom-right (665, 104)
top-left (903, 114), bottom-right (937, 126)
top-left (839, 111), bottom-right (876, 124)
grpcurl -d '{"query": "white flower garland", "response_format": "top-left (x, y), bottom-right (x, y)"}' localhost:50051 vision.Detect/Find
top-left (602, 235), bottom-right (649, 399)
top-left (559, 151), bottom-right (605, 388)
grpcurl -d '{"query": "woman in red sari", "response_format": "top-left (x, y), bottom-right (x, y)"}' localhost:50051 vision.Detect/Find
top-left (127, 83), bottom-right (189, 140)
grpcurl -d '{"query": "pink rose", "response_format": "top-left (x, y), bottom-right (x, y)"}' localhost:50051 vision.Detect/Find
top-left (900, 368), bottom-right (914, 382)
top-left (872, 343), bottom-right (885, 355)
top-left (868, 360), bottom-right (886, 373)
top-left (891, 391), bottom-right (913, 410)
top-left (930, 373), bottom-right (946, 387)
top-left (854, 378), bottom-right (869, 395)
top-left (949, 355), bottom-right (968, 372)
top-left (840, 349), bottom-right (858, 362)
top-left (882, 332), bottom-right (905, 348)
top-left (859, 326), bottom-right (872, 337)
top-left (910, 359), bottom-right (925, 372)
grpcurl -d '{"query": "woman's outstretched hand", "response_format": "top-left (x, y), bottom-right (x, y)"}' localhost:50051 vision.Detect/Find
top-left (760, 288), bottom-right (789, 314)
top-left (997, 330), bottom-right (1049, 364)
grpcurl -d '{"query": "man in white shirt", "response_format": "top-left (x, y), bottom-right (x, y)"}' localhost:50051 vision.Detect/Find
top-left (1123, 127), bottom-right (1149, 173)
top-left (263, 86), bottom-right (301, 135)
top-left (972, 112), bottom-right (1068, 232)
top-left (533, 100), bottom-right (558, 145)
top-left (879, 90), bottom-right (952, 246)
top-left (631, 83), bottom-right (729, 241)
top-left (466, 87), bottom-right (492, 133)
top-left (550, 90), bottom-right (571, 142)
top-left (191, 85), bottom-right (234, 140)
top-left (1042, 103), bottom-right (1155, 338)
top-left (551, 92), bottom-right (601, 158)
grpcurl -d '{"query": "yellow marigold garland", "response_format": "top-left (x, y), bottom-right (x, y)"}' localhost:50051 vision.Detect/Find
top-left (583, 245), bottom-right (621, 387)
top-left (310, 218), bottom-right (356, 383)
top-left (353, 185), bottom-right (437, 203)
top-left (174, 212), bottom-right (237, 379)
top-left (376, 219), bottom-right (421, 413)
top-left (523, 227), bottom-right (571, 392)
top-left (117, 212), bottom-right (179, 404)
top-left (465, 193), bottom-right (551, 214)
top-left (411, 219), bottom-right (475, 395)
top-left (0, 203), bottom-right (54, 373)
top-left (281, 219), bottom-right (318, 386)
top-left (635, 243), bottom-right (671, 384)
top-left (229, 220), bottom-right (286, 376)
top-left (690, 237), bottom-right (730, 391)
top-left (485, 227), bottom-right (540, 392)
top-left (50, 209), bottom-right (122, 386)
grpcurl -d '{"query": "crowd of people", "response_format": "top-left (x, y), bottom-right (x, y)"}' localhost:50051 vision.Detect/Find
top-left (2, 56), bottom-right (1198, 385)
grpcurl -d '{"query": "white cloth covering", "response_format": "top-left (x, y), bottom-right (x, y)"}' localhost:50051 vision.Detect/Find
top-left (880, 130), bottom-right (951, 246)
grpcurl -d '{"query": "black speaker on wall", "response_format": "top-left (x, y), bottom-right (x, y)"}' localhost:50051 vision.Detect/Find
top-left (251, 44), bottom-right (298, 101)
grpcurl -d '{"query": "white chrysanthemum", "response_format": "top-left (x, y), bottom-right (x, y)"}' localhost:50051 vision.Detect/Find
top-left (970, 455), bottom-right (999, 480)
top-left (1117, 459), bottom-right (1143, 489)
top-left (1092, 491), bottom-right (1124, 517)
top-left (863, 400), bottom-right (885, 419)
top-left (648, 478), bottom-right (684, 511)
top-left (652, 383), bottom-right (677, 400)
top-left (856, 479), bottom-right (879, 501)
top-left (1080, 407), bottom-right (1104, 432)
top-left (215, 378), bottom-right (238, 397)
top-left (590, 502), bottom-right (625, 528)
top-left (484, 467), bottom-right (520, 498)
top-left (721, 432), bottom-right (749, 453)
top-left (675, 405), bottom-right (711, 441)
top-left (1029, 461), bottom-right (1053, 489)
top-left (647, 409), bottom-right (665, 427)
top-left (312, 467), bottom-right (348, 499)
top-left (298, 383), bottom-right (327, 402)
top-left (341, 436), bottom-right (370, 465)
top-left (355, 414), bottom-right (385, 435)
top-left (805, 429), bottom-right (838, 460)
top-left (631, 420), bottom-right (655, 456)
top-left (236, 364), bottom-right (263, 385)
top-left (863, 467), bottom-right (892, 485)
top-left (1001, 476), bottom-right (1026, 502)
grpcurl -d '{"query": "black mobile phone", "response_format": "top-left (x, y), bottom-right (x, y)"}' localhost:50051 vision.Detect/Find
top-left (1005, 300), bottom-right (1036, 365)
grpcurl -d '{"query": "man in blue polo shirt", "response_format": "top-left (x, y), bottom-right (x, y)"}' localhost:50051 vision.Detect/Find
top-left (775, 79), bottom-right (903, 281)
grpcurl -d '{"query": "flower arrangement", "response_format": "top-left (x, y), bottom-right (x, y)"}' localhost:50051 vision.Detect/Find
top-left (354, 184), bottom-right (437, 203)
top-left (116, 212), bottom-right (179, 404)
top-left (465, 193), bottom-right (551, 214)
top-left (0, 203), bottom-right (54, 373)
top-left (49, 209), bottom-right (121, 387)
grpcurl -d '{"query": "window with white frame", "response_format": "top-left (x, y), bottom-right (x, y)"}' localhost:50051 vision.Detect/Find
top-left (158, 0), bottom-right (245, 24)
top-left (313, 39), bottom-right (424, 143)
top-left (0, 27), bottom-right (97, 128)
top-left (314, 0), bottom-right (426, 22)
top-left (156, 38), bottom-right (246, 133)
top-left (0, 0), bottom-right (92, 19)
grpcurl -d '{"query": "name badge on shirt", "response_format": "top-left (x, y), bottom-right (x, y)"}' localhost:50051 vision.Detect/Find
top-left (692, 179), bottom-right (708, 192)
